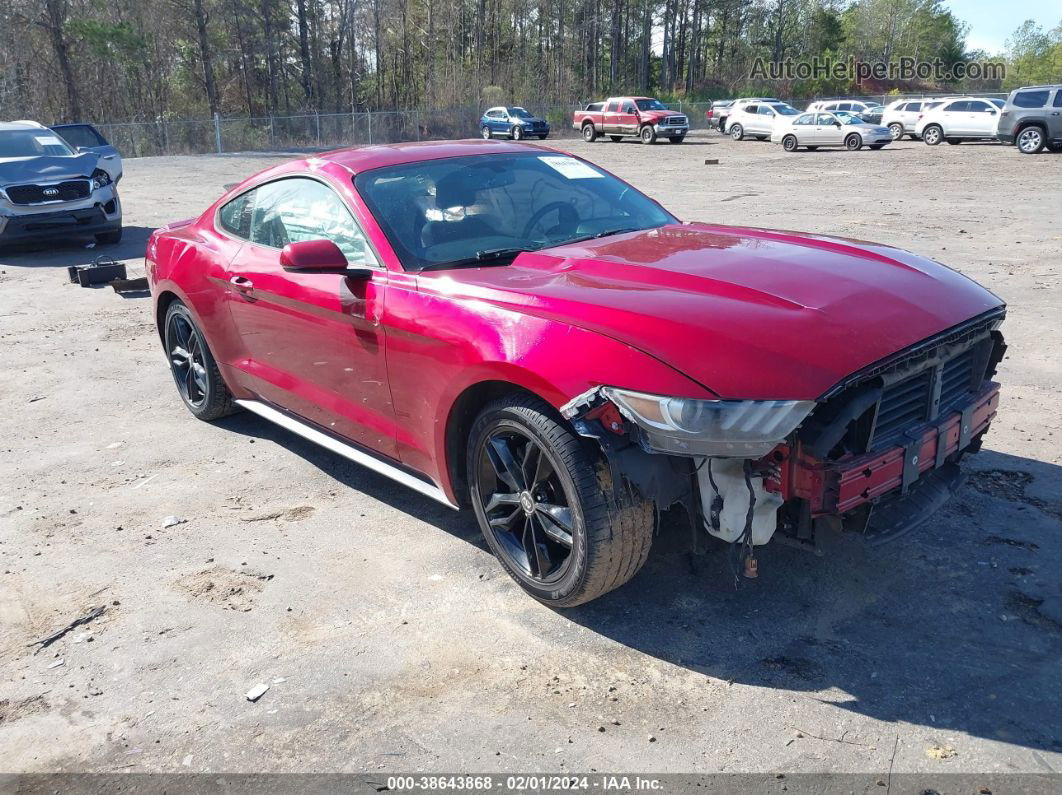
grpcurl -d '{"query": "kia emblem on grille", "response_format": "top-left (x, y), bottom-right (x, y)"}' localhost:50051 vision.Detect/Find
top-left (43, 188), bottom-right (59, 197)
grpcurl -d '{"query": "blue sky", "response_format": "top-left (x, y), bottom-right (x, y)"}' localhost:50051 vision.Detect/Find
top-left (952, 0), bottom-right (1060, 54)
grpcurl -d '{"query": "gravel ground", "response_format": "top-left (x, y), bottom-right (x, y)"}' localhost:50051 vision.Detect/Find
top-left (1, 133), bottom-right (1061, 776)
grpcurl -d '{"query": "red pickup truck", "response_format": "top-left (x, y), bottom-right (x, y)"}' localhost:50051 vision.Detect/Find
top-left (573, 97), bottom-right (689, 144)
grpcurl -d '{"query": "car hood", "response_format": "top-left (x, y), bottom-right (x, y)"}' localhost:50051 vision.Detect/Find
top-left (428, 223), bottom-right (1003, 400)
top-left (0, 152), bottom-right (99, 185)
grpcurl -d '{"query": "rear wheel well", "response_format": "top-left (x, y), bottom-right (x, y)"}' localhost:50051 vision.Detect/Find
top-left (1016, 120), bottom-right (1047, 133)
top-left (155, 290), bottom-right (180, 341)
top-left (445, 381), bottom-right (554, 508)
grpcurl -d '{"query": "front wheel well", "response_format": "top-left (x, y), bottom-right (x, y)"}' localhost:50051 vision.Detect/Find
top-left (445, 381), bottom-right (558, 508)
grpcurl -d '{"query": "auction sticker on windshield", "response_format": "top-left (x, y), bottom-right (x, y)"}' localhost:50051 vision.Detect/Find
top-left (539, 156), bottom-right (603, 179)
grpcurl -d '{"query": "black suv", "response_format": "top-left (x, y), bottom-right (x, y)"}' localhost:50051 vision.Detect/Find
top-left (997, 85), bottom-right (1062, 154)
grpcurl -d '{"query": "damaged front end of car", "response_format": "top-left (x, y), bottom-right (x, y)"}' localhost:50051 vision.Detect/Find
top-left (562, 308), bottom-right (1007, 578)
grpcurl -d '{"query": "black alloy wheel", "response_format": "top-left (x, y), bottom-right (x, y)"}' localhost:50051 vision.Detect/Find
top-left (163, 301), bottom-right (237, 420)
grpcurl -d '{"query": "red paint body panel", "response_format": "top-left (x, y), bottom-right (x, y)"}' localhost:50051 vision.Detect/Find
top-left (147, 141), bottom-right (1004, 505)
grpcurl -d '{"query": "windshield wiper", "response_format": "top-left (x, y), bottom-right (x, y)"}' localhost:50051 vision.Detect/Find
top-left (559, 227), bottom-right (641, 246)
top-left (420, 246), bottom-right (536, 272)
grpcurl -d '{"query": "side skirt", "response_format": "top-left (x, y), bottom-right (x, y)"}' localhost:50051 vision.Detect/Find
top-left (235, 399), bottom-right (459, 510)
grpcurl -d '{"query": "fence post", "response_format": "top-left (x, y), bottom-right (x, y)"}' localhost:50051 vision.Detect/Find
top-left (269, 115), bottom-right (275, 149)
top-left (367, 111), bottom-right (373, 145)
top-left (415, 110), bottom-right (420, 141)
top-left (214, 112), bottom-right (222, 154)
top-left (315, 112), bottom-right (321, 146)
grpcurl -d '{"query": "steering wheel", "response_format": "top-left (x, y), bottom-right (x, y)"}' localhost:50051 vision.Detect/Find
top-left (522, 201), bottom-right (578, 239)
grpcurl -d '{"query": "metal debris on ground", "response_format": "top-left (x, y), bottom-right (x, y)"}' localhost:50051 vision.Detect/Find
top-left (245, 683), bottom-right (269, 702)
top-left (26, 605), bottom-right (106, 654)
top-left (67, 256), bottom-right (127, 287)
top-left (110, 277), bottom-right (149, 294)
top-left (161, 516), bottom-right (186, 528)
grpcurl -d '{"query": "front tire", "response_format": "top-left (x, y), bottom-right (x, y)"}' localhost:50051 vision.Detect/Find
top-left (730, 123), bottom-right (744, 141)
top-left (1017, 126), bottom-right (1045, 154)
top-left (640, 125), bottom-right (657, 144)
top-left (782, 135), bottom-right (798, 152)
top-left (480, 126), bottom-right (491, 140)
top-left (582, 123), bottom-right (598, 143)
top-left (923, 125), bottom-right (943, 145)
top-left (163, 301), bottom-right (237, 421)
top-left (845, 134), bottom-right (862, 151)
top-left (468, 394), bottom-right (654, 607)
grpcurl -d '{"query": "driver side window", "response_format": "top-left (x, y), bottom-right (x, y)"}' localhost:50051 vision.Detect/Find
top-left (250, 177), bottom-right (378, 266)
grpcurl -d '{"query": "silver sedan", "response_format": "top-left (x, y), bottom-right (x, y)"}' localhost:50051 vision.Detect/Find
top-left (772, 111), bottom-right (894, 152)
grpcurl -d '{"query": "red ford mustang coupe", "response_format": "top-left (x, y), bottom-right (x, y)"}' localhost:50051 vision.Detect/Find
top-left (147, 140), bottom-right (1005, 606)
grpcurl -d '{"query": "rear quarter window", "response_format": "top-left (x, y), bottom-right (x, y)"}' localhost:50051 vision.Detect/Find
top-left (218, 191), bottom-right (254, 239)
top-left (1013, 90), bottom-right (1050, 108)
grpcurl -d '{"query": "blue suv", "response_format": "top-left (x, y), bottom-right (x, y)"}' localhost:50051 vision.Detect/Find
top-left (479, 107), bottom-right (550, 140)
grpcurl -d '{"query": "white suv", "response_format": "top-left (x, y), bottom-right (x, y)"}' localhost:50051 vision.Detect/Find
top-left (914, 97), bottom-right (1005, 146)
top-left (881, 99), bottom-right (950, 140)
top-left (725, 99), bottom-right (802, 141)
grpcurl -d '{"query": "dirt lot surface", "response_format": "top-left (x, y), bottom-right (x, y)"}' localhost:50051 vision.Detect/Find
top-left (2, 134), bottom-right (1061, 776)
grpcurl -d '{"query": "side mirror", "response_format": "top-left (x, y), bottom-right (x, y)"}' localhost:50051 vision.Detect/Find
top-left (280, 239), bottom-right (372, 279)
top-left (833, 121), bottom-right (842, 127)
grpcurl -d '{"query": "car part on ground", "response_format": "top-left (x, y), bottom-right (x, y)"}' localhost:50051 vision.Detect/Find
top-left (0, 121), bottom-right (122, 248)
top-left (995, 84), bottom-right (1062, 154)
top-left (147, 139), bottom-right (1007, 606)
top-left (67, 256), bottom-right (126, 286)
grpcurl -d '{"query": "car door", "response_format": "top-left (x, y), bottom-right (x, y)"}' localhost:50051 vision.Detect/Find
top-left (902, 102), bottom-right (921, 130)
top-left (51, 123), bottom-right (122, 182)
top-left (222, 175), bottom-right (396, 456)
top-left (815, 113), bottom-right (842, 145)
top-left (1051, 89), bottom-right (1062, 138)
top-left (601, 101), bottom-right (621, 134)
top-left (619, 100), bottom-right (639, 134)
top-left (965, 100), bottom-right (998, 136)
top-left (754, 104), bottom-right (776, 135)
top-left (790, 113), bottom-right (815, 144)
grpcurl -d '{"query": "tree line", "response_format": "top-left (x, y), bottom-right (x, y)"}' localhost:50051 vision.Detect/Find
top-left (0, 0), bottom-right (1059, 123)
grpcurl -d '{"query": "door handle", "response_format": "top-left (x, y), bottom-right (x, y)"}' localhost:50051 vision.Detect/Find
top-left (229, 275), bottom-right (255, 299)
top-left (102, 154), bottom-right (116, 160)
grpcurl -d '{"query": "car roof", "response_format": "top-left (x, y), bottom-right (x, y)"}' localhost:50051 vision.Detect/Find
top-left (0, 121), bottom-right (47, 131)
top-left (317, 139), bottom-right (565, 174)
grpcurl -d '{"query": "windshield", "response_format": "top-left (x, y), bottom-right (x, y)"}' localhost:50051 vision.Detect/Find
top-left (988, 98), bottom-right (1005, 108)
top-left (354, 153), bottom-right (676, 272)
top-left (0, 129), bottom-right (76, 158)
top-left (635, 99), bottom-right (667, 111)
top-left (508, 107), bottom-right (534, 118)
top-left (833, 111), bottom-right (866, 124)
top-left (772, 104), bottom-right (800, 115)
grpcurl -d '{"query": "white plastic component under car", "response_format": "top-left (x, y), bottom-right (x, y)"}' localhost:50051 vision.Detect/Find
top-left (697, 458), bottom-right (782, 545)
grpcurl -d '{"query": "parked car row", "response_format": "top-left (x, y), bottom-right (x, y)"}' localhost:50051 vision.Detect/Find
top-left (705, 85), bottom-right (1062, 155)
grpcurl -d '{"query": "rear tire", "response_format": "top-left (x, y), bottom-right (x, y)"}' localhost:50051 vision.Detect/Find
top-left (782, 135), bottom-right (798, 152)
top-left (845, 134), bottom-right (862, 151)
top-left (511, 125), bottom-right (523, 141)
top-left (582, 123), bottom-right (598, 143)
top-left (467, 394), bottom-right (654, 607)
top-left (922, 125), bottom-right (943, 145)
top-left (163, 300), bottom-right (238, 421)
top-left (1017, 126), bottom-right (1045, 154)
top-left (888, 123), bottom-right (904, 140)
top-left (730, 123), bottom-right (744, 141)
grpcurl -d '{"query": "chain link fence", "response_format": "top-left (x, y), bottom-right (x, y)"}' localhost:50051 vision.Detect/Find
top-left (89, 94), bottom-right (1011, 158)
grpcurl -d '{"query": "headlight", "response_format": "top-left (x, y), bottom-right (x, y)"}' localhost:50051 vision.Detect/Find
top-left (602, 387), bottom-right (815, 458)
top-left (91, 168), bottom-right (112, 190)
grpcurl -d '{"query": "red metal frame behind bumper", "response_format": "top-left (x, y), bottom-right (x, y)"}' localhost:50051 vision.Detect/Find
top-left (784, 382), bottom-right (1000, 515)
